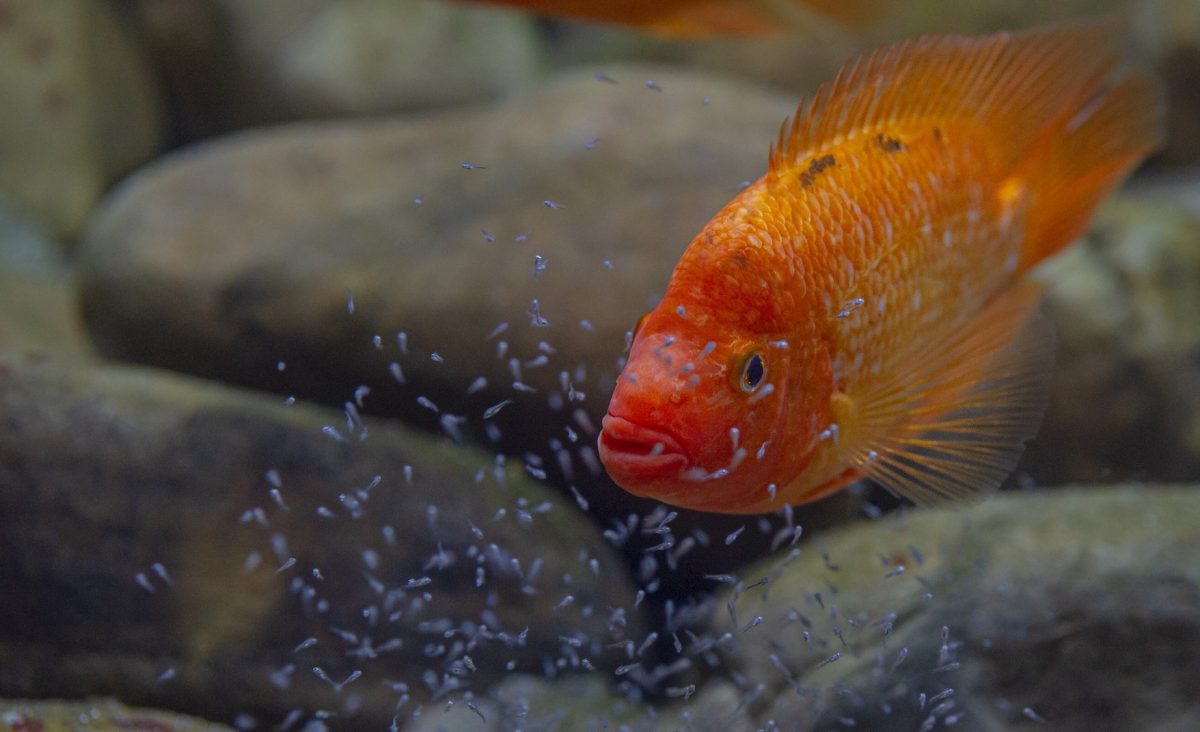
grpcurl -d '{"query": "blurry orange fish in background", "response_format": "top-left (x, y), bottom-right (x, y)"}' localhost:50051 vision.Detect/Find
top-left (461, 0), bottom-right (880, 36)
top-left (596, 21), bottom-right (1163, 514)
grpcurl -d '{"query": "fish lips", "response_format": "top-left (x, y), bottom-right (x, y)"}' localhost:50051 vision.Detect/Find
top-left (598, 413), bottom-right (691, 487)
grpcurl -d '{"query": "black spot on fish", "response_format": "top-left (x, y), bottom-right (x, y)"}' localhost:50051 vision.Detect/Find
top-left (933, 127), bottom-right (943, 143)
top-left (875, 133), bottom-right (905, 153)
top-left (800, 154), bottom-right (837, 188)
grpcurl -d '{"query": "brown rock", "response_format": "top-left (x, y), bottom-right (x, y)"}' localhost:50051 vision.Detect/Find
top-left (420, 487), bottom-right (1200, 732)
top-left (128, 0), bottom-right (539, 141)
top-left (0, 354), bottom-right (643, 728)
top-left (708, 485), bottom-right (1200, 731)
top-left (0, 698), bottom-right (231, 732)
top-left (1025, 195), bottom-right (1200, 484)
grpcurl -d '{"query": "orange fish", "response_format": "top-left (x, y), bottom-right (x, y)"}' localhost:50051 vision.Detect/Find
top-left (598, 21), bottom-right (1162, 514)
top-left (461, 0), bottom-right (878, 36)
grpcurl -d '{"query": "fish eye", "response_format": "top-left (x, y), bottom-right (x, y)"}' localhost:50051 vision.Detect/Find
top-left (739, 352), bottom-right (766, 392)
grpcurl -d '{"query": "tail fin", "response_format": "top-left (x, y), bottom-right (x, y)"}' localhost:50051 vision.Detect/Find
top-left (1016, 47), bottom-right (1164, 272)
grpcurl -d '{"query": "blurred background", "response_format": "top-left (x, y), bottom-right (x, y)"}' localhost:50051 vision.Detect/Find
top-left (1, 1), bottom-right (1198, 730)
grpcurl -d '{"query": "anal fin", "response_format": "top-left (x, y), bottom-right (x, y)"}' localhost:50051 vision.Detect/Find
top-left (844, 283), bottom-right (1055, 505)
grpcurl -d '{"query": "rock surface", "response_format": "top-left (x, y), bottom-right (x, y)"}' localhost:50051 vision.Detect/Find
top-left (1026, 195), bottom-right (1200, 483)
top-left (0, 354), bottom-right (644, 729)
top-left (706, 485), bottom-right (1200, 732)
top-left (0, 698), bottom-right (231, 732)
top-left (128, 0), bottom-right (539, 140)
top-left (0, 0), bottom-right (162, 237)
top-left (410, 486), bottom-right (1200, 732)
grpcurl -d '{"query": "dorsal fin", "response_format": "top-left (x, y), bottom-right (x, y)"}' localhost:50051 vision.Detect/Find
top-left (768, 20), bottom-right (1126, 175)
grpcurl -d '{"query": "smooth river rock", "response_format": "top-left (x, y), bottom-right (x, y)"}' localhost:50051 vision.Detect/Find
top-left (0, 354), bottom-right (644, 729)
top-left (410, 486), bottom-right (1200, 732)
top-left (706, 485), bottom-right (1200, 732)
top-left (128, 0), bottom-right (539, 141)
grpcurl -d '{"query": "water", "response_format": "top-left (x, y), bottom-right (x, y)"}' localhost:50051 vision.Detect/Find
top-left (1, 2), bottom-right (1198, 731)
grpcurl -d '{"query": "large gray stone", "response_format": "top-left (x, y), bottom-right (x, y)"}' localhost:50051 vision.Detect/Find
top-left (704, 486), bottom-right (1200, 731)
top-left (127, 0), bottom-right (539, 140)
top-left (0, 354), bottom-right (644, 728)
top-left (410, 487), bottom-right (1200, 732)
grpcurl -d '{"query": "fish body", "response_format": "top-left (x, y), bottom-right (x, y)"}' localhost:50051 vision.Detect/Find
top-left (461, 0), bottom-right (877, 36)
top-left (598, 22), bottom-right (1162, 514)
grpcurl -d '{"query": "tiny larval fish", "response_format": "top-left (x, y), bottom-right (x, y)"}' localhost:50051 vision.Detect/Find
top-left (599, 21), bottom-right (1162, 514)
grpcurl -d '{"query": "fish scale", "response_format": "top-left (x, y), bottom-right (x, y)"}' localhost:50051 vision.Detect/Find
top-left (680, 121), bottom-right (1022, 440)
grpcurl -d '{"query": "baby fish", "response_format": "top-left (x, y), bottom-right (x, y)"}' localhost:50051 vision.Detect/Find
top-left (599, 21), bottom-right (1162, 514)
top-left (461, 0), bottom-right (878, 37)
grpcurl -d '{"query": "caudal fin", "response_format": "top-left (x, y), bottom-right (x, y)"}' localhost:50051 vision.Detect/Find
top-left (1017, 43), bottom-right (1164, 272)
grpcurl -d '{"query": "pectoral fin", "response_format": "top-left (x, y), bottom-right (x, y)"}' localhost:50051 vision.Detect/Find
top-left (844, 283), bottom-right (1055, 505)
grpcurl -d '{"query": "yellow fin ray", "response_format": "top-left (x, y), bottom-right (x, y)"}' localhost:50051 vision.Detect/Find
top-left (843, 284), bottom-right (1054, 505)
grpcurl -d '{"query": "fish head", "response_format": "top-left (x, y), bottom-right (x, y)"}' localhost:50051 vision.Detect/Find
top-left (599, 305), bottom-right (797, 513)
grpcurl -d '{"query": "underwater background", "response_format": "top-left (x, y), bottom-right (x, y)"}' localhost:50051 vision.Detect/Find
top-left (1, 0), bottom-right (1198, 730)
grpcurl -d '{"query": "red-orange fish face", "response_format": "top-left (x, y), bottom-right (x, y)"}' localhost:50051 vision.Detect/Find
top-left (599, 307), bottom-right (793, 512)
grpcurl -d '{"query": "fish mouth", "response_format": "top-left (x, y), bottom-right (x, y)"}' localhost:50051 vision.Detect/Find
top-left (598, 414), bottom-right (690, 482)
